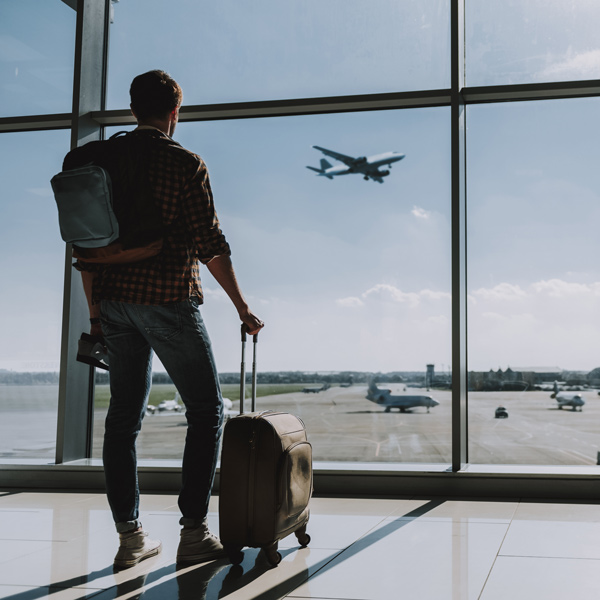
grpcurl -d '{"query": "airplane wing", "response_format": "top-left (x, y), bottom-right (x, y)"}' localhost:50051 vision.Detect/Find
top-left (313, 146), bottom-right (357, 166)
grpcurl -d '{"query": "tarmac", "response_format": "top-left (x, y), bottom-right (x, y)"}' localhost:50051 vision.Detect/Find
top-left (90, 384), bottom-right (600, 466)
top-left (1, 384), bottom-right (599, 465)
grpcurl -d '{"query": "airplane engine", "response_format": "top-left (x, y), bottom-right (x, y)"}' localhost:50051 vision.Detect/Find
top-left (379, 170), bottom-right (390, 177)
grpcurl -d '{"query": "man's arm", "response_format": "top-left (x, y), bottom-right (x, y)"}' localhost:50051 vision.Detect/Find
top-left (206, 254), bottom-right (264, 335)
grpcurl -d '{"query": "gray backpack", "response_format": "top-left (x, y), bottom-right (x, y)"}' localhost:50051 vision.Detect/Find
top-left (51, 163), bottom-right (119, 248)
top-left (51, 130), bottom-right (165, 263)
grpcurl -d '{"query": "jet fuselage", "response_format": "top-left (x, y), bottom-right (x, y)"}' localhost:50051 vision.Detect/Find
top-left (551, 381), bottom-right (585, 411)
top-left (366, 381), bottom-right (439, 413)
top-left (307, 146), bottom-right (405, 183)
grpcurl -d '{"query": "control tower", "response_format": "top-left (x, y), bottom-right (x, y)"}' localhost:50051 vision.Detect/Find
top-left (426, 364), bottom-right (435, 389)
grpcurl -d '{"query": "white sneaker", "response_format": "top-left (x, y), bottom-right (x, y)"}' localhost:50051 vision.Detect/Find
top-left (176, 520), bottom-right (227, 564)
top-left (114, 529), bottom-right (162, 570)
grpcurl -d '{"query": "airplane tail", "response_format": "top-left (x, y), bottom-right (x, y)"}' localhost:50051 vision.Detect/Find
top-left (306, 159), bottom-right (334, 179)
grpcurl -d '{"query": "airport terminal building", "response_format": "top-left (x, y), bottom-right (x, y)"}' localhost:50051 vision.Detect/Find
top-left (2, 1), bottom-right (600, 598)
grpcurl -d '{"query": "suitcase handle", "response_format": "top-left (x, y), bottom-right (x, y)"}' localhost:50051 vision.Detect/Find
top-left (240, 324), bottom-right (258, 414)
top-left (240, 323), bottom-right (259, 342)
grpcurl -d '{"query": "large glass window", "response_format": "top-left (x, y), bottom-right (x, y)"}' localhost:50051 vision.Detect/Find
top-left (6, 0), bottom-right (600, 479)
top-left (0, 130), bottom-right (69, 460)
top-left (0, 0), bottom-right (76, 118)
top-left (106, 0), bottom-right (450, 108)
top-left (467, 98), bottom-right (600, 465)
top-left (92, 108), bottom-right (452, 464)
top-left (467, 0), bottom-right (600, 86)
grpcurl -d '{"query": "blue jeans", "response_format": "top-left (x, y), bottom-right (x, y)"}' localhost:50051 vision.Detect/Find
top-left (100, 297), bottom-right (224, 533)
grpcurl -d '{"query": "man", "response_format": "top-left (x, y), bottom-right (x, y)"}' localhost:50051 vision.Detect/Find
top-left (77, 70), bottom-right (263, 570)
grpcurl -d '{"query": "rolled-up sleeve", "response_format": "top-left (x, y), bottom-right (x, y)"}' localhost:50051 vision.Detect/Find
top-left (181, 159), bottom-right (231, 264)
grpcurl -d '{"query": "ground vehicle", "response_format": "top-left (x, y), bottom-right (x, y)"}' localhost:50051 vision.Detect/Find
top-left (495, 406), bottom-right (508, 419)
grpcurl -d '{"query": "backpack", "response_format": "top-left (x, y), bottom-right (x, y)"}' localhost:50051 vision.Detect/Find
top-left (51, 130), bottom-right (164, 264)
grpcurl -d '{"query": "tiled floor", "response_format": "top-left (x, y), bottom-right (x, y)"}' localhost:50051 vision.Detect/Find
top-left (1, 491), bottom-right (600, 599)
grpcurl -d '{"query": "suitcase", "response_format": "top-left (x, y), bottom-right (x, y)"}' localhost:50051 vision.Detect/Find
top-left (218, 326), bottom-right (312, 567)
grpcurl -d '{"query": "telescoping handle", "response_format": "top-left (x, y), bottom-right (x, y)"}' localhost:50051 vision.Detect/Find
top-left (240, 324), bottom-right (258, 414)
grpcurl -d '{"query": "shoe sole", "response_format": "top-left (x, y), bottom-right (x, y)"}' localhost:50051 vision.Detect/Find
top-left (114, 544), bottom-right (162, 570)
top-left (176, 548), bottom-right (228, 565)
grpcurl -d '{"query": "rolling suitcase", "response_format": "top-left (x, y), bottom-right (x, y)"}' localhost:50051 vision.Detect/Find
top-left (218, 326), bottom-right (312, 567)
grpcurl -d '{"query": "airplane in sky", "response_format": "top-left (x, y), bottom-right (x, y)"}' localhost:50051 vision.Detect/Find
top-left (551, 381), bottom-right (585, 411)
top-left (306, 146), bottom-right (405, 183)
top-left (366, 380), bottom-right (439, 413)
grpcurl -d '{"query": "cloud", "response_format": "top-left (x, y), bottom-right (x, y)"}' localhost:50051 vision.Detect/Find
top-left (336, 284), bottom-right (450, 309)
top-left (472, 282), bottom-right (527, 302)
top-left (411, 205), bottom-right (430, 219)
top-left (199, 275), bottom-right (600, 372)
top-left (336, 296), bottom-right (364, 308)
top-left (363, 284), bottom-right (420, 306)
top-left (539, 49), bottom-right (600, 80)
top-left (468, 278), bottom-right (600, 370)
top-left (531, 279), bottom-right (600, 298)
top-left (472, 279), bottom-right (600, 303)
top-left (420, 289), bottom-right (451, 302)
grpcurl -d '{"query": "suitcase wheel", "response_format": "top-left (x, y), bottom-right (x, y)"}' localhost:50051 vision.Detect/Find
top-left (264, 543), bottom-right (282, 567)
top-left (225, 544), bottom-right (244, 565)
top-left (295, 525), bottom-right (311, 548)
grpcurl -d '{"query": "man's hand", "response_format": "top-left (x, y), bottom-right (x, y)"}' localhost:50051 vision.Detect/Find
top-left (240, 309), bottom-right (264, 336)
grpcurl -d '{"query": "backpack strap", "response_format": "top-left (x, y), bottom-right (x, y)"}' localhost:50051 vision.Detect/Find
top-left (109, 131), bottom-right (130, 140)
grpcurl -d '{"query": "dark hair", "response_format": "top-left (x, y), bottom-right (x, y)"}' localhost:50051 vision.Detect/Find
top-left (130, 70), bottom-right (182, 120)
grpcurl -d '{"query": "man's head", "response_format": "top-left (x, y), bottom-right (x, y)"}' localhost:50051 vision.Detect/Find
top-left (130, 70), bottom-right (182, 134)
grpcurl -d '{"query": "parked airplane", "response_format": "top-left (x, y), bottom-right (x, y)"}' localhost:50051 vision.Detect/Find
top-left (303, 383), bottom-right (330, 394)
top-left (551, 381), bottom-right (585, 411)
top-left (147, 395), bottom-right (184, 415)
top-left (306, 146), bottom-right (405, 183)
top-left (366, 380), bottom-right (439, 413)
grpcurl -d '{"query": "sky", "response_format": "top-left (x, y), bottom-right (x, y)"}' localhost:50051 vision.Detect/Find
top-left (2, 1), bottom-right (600, 374)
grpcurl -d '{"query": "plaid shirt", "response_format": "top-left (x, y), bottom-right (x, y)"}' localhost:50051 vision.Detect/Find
top-left (75, 127), bottom-right (230, 305)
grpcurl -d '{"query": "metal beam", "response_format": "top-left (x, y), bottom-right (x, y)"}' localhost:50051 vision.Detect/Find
top-left (7, 79), bottom-right (600, 135)
top-left (451, 0), bottom-right (468, 471)
top-left (55, 0), bottom-right (110, 464)
top-left (91, 89), bottom-right (452, 126)
top-left (0, 114), bottom-right (71, 133)
top-left (3, 463), bottom-right (600, 502)
top-left (464, 79), bottom-right (600, 104)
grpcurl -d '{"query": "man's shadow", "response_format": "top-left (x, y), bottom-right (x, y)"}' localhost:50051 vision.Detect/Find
top-left (1, 500), bottom-right (444, 600)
